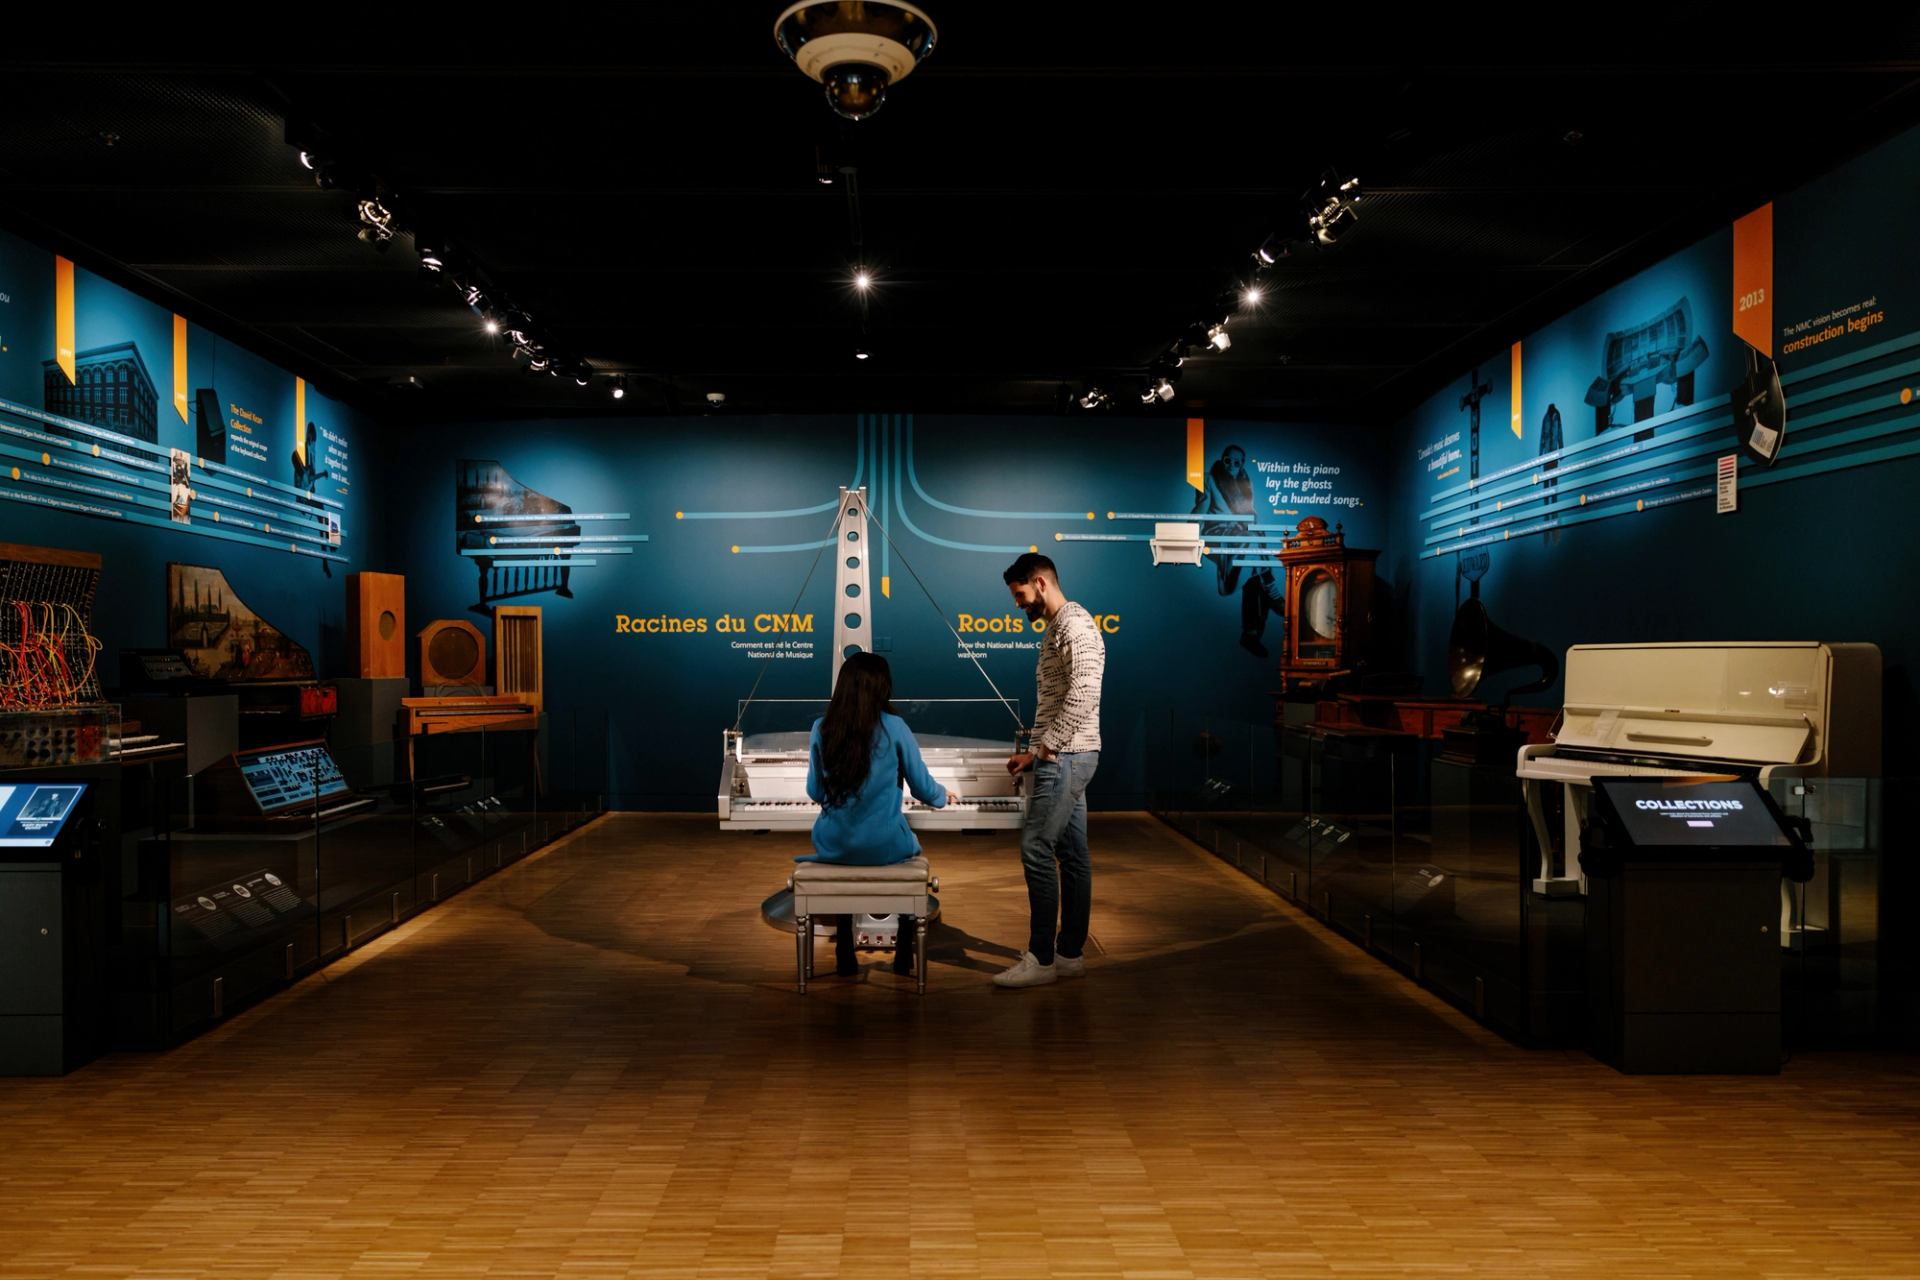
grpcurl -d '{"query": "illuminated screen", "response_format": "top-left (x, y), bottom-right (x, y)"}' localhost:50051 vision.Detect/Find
top-left (1595, 778), bottom-right (1791, 849)
top-left (235, 744), bottom-right (350, 812)
top-left (0, 783), bottom-right (87, 847)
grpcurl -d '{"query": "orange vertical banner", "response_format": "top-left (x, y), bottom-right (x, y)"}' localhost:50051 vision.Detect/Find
top-left (1186, 418), bottom-right (1205, 491)
top-left (294, 377), bottom-right (306, 464)
top-left (1509, 342), bottom-right (1523, 439)
top-left (1733, 203), bottom-right (1774, 356)
top-left (54, 256), bottom-right (76, 384)
top-left (172, 315), bottom-right (189, 423)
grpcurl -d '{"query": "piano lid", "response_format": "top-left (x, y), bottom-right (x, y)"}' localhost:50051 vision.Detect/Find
top-left (1554, 642), bottom-right (1833, 768)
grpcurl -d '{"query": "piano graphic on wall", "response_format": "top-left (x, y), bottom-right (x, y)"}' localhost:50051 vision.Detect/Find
top-left (454, 459), bottom-right (641, 612)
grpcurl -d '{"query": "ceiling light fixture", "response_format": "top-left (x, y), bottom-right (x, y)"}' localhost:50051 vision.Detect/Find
top-left (1078, 388), bottom-right (1107, 410)
top-left (1207, 322), bottom-right (1232, 352)
top-left (1253, 233), bottom-right (1288, 267)
top-left (853, 270), bottom-right (873, 292)
top-left (1307, 173), bottom-right (1362, 246)
top-left (775, 0), bottom-right (939, 122)
top-left (1242, 286), bottom-right (1264, 307)
top-left (355, 198), bottom-right (395, 249)
top-left (854, 348), bottom-right (871, 360)
top-left (611, 375), bottom-right (627, 400)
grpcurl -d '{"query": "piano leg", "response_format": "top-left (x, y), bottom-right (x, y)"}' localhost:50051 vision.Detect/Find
top-left (558, 565), bottom-right (573, 599)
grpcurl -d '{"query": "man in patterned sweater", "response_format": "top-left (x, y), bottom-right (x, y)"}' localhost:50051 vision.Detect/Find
top-left (995, 553), bottom-right (1105, 989)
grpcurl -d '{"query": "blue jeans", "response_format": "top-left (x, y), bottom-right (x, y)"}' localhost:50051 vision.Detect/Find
top-left (1021, 751), bottom-right (1098, 965)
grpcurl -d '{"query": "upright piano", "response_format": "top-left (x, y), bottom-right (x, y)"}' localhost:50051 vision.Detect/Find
top-left (1517, 641), bottom-right (1881, 896)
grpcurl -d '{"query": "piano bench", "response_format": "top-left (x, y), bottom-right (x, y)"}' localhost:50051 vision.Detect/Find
top-left (790, 857), bottom-right (936, 996)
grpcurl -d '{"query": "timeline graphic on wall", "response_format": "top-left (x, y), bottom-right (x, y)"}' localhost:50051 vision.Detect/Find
top-left (665, 413), bottom-right (1373, 663)
top-left (0, 240), bottom-right (354, 563)
top-left (1415, 199), bottom-right (1920, 560)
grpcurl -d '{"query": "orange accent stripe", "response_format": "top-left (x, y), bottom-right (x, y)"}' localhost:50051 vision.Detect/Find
top-left (1186, 418), bottom-right (1204, 491)
top-left (54, 257), bottom-right (76, 384)
top-left (295, 377), bottom-right (306, 464)
top-left (881, 576), bottom-right (890, 599)
top-left (173, 315), bottom-right (189, 424)
top-left (1509, 342), bottom-right (1523, 439)
top-left (1733, 204), bottom-right (1774, 357)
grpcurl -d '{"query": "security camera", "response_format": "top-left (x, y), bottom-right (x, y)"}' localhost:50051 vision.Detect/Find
top-left (774, 1), bottom-right (939, 122)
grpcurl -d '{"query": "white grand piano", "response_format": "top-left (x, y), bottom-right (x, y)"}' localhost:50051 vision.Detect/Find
top-left (716, 485), bottom-right (1029, 835)
top-left (721, 485), bottom-right (1030, 946)
top-left (1518, 641), bottom-right (1881, 899)
top-left (719, 727), bottom-right (1024, 831)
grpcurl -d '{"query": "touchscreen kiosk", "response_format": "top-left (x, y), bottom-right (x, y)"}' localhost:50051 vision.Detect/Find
top-left (1580, 776), bottom-right (1805, 1075)
top-left (0, 782), bottom-right (88, 850)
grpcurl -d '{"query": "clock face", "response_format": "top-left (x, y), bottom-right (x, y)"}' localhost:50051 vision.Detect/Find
top-left (1301, 572), bottom-right (1339, 640)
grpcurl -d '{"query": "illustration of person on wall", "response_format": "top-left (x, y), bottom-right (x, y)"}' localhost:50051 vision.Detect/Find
top-left (168, 449), bottom-right (192, 523)
top-left (1191, 444), bottom-right (1281, 658)
top-left (291, 421), bottom-right (330, 498)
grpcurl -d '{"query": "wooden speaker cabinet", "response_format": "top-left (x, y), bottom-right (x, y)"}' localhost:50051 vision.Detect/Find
top-left (492, 605), bottom-right (543, 712)
top-left (1276, 517), bottom-right (1379, 695)
top-left (418, 618), bottom-right (487, 694)
top-left (346, 572), bottom-right (406, 679)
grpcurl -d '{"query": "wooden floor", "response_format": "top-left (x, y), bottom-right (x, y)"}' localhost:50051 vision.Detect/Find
top-left (4, 814), bottom-right (1918, 1279)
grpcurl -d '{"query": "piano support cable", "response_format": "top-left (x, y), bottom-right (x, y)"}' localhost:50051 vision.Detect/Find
top-left (864, 507), bottom-right (1027, 738)
top-left (732, 502), bottom-right (848, 734)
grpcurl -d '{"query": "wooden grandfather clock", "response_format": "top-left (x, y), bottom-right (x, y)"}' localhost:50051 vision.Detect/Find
top-left (1276, 517), bottom-right (1379, 694)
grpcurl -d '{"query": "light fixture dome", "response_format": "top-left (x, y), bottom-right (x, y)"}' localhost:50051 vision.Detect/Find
top-left (774, 1), bottom-right (938, 121)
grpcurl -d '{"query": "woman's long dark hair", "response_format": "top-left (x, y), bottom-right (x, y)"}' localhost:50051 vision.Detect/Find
top-left (817, 652), bottom-right (894, 809)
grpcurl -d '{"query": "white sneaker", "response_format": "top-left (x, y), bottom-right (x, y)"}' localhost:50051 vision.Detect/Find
top-left (1053, 953), bottom-right (1086, 979)
top-left (992, 951), bottom-right (1058, 988)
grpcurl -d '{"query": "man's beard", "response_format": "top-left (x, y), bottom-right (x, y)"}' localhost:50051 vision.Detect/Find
top-left (1021, 599), bottom-right (1047, 622)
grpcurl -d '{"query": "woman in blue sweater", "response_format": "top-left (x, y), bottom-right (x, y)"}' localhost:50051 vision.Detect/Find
top-left (803, 652), bottom-right (949, 975)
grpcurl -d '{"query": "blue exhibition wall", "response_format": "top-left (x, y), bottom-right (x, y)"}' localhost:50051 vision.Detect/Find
top-left (1388, 124), bottom-right (1920, 769)
top-left (0, 224), bottom-right (378, 678)
top-left (389, 413), bottom-right (1388, 807)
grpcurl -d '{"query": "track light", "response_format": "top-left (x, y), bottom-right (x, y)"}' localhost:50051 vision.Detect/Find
top-left (1077, 388), bottom-right (1107, 410)
top-left (574, 364), bottom-right (593, 387)
top-left (1253, 233), bottom-right (1288, 267)
top-left (1140, 384), bottom-right (1159, 405)
top-left (854, 348), bottom-right (871, 360)
top-left (1153, 377), bottom-right (1176, 402)
top-left (483, 316), bottom-right (500, 335)
top-left (416, 242), bottom-right (445, 272)
top-left (1242, 286), bottom-right (1264, 307)
top-left (853, 270), bottom-right (873, 292)
top-left (1207, 322), bottom-right (1231, 352)
top-left (355, 199), bottom-right (395, 249)
top-left (611, 375), bottom-right (627, 400)
top-left (1307, 173), bottom-right (1361, 246)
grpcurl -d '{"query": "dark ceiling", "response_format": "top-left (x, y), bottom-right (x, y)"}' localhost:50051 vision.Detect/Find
top-left (3, 12), bottom-right (1918, 424)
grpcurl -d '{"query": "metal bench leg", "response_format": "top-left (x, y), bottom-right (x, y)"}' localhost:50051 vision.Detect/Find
top-left (796, 910), bottom-right (809, 993)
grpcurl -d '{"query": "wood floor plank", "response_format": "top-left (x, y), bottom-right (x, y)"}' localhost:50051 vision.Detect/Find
top-left (1, 813), bottom-right (1917, 1278)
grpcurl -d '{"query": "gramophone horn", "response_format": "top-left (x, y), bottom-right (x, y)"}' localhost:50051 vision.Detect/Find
top-left (1448, 598), bottom-right (1558, 703)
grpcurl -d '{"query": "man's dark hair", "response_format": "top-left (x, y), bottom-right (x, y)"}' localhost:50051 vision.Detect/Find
top-left (1003, 552), bottom-right (1058, 586)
